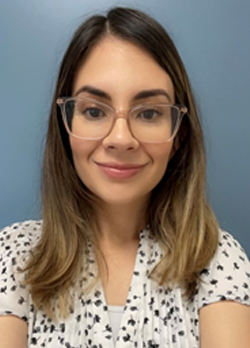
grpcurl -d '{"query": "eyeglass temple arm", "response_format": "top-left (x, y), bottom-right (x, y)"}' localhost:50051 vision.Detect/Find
top-left (180, 106), bottom-right (188, 116)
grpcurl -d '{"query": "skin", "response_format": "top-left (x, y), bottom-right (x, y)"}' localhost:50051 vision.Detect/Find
top-left (71, 36), bottom-right (176, 244)
top-left (199, 301), bottom-right (250, 347)
top-left (0, 316), bottom-right (27, 348)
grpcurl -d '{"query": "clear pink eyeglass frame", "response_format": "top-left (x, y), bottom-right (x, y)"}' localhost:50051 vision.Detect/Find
top-left (57, 97), bottom-right (188, 144)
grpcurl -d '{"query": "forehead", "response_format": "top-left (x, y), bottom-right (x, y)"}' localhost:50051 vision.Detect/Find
top-left (72, 36), bottom-right (175, 102)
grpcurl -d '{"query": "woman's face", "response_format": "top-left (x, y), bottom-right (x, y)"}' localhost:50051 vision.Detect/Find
top-left (70, 36), bottom-right (175, 207)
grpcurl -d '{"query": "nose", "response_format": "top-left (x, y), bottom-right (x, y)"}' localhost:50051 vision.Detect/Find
top-left (102, 117), bottom-right (139, 151)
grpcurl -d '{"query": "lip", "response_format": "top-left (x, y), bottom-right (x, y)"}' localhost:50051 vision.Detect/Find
top-left (94, 161), bottom-right (146, 179)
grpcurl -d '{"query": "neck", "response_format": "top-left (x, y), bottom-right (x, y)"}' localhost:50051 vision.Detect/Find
top-left (95, 198), bottom-right (149, 246)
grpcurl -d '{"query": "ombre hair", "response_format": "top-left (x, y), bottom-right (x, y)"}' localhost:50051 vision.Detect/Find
top-left (23, 7), bottom-right (219, 319)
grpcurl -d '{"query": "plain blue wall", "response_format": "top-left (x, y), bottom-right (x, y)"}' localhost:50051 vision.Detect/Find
top-left (0, 0), bottom-right (249, 255)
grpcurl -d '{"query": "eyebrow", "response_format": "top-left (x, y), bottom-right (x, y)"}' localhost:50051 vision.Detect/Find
top-left (74, 85), bottom-right (172, 102)
top-left (132, 89), bottom-right (172, 102)
top-left (74, 86), bottom-right (112, 100)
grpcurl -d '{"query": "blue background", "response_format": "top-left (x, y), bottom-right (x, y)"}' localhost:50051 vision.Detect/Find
top-left (0, 0), bottom-right (249, 255)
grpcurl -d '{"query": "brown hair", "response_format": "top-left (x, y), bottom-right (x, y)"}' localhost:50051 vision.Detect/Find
top-left (23, 7), bottom-right (219, 319)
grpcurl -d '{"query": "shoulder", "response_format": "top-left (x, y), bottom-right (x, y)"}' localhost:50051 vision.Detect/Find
top-left (206, 229), bottom-right (250, 274)
top-left (0, 220), bottom-right (42, 260)
top-left (197, 229), bottom-right (250, 308)
top-left (219, 229), bottom-right (248, 255)
top-left (0, 220), bottom-right (42, 321)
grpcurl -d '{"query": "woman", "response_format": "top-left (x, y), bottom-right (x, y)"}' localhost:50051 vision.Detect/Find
top-left (0, 7), bottom-right (250, 348)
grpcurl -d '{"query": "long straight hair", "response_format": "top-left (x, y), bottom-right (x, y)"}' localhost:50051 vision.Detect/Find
top-left (23, 7), bottom-right (219, 319)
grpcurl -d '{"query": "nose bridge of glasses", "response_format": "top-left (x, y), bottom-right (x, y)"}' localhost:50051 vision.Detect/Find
top-left (113, 108), bottom-right (130, 120)
top-left (105, 109), bottom-right (139, 142)
top-left (110, 113), bottom-right (133, 135)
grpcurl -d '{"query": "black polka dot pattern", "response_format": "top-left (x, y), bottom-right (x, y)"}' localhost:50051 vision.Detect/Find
top-left (0, 221), bottom-right (250, 347)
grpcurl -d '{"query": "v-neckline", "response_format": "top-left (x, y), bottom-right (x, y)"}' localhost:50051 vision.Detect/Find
top-left (97, 227), bottom-right (151, 347)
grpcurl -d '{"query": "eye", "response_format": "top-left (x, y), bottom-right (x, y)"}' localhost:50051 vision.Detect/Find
top-left (75, 101), bottom-right (107, 120)
top-left (85, 107), bottom-right (104, 118)
top-left (137, 108), bottom-right (160, 121)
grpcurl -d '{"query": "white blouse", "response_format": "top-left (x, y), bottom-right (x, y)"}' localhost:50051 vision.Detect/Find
top-left (0, 220), bottom-right (250, 347)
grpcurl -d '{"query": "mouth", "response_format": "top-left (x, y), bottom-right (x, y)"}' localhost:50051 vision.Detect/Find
top-left (94, 161), bottom-right (147, 178)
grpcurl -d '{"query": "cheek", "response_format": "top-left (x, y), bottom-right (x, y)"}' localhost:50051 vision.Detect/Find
top-left (145, 142), bottom-right (174, 182)
top-left (69, 137), bottom-right (96, 172)
top-left (147, 142), bottom-right (173, 166)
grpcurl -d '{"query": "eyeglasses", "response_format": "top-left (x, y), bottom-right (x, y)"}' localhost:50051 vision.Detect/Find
top-left (57, 97), bottom-right (187, 143)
